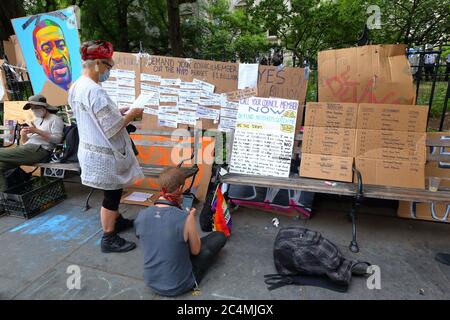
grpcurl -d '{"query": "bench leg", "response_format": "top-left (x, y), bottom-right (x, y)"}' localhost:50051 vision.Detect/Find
top-left (349, 166), bottom-right (363, 253)
top-left (349, 196), bottom-right (360, 253)
top-left (82, 188), bottom-right (95, 212)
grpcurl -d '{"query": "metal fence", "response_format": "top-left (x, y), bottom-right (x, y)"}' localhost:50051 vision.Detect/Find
top-left (1, 50), bottom-right (449, 131)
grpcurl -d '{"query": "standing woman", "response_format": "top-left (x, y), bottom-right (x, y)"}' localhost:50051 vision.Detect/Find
top-left (68, 40), bottom-right (144, 253)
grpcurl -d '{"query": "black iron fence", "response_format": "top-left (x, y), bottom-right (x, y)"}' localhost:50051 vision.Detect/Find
top-left (1, 49), bottom-right (449, 131)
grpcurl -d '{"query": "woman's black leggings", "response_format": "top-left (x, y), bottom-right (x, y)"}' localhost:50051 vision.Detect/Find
top-left (102, 189), bottom-right (123, 211)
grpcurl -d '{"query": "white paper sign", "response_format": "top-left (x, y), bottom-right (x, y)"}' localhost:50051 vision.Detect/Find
top-left (229, 97), bottom-right (299, 178)
top-left (117, 69), bottom-right (136, 79)
top-left (117, 77), bottom-right (135, 87)
top-left (160, 95), bottom-right (179, 103)
top-left (159, 105), bottom-right (179, 113)
top-left (193, 78), bottom-right (215, 93)
top-left (124, 192), bottom-right (153, 202)
top-left (160, 78), bottom-right (181, 86)
top-left (140, 73), bottom-right (161, 83)
top-left (238, 63), bottom-right (259, 89)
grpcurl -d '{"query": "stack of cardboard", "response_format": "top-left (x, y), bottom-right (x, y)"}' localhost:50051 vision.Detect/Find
top-left (300, 102), bottom-right (429, 188)
top-left (300, 102), bottom-right (358, 182)
top-left (301, 44), bottom-right (430, 189)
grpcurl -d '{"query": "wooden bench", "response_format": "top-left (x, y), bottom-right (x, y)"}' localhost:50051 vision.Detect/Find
top-left (217, 132), bottom-right (450, 253)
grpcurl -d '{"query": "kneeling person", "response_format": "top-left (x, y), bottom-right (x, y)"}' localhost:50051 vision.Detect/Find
top-left (0, 95), bottom-right (64, 191)
top-left (134, 167), bottom-right (227, 296)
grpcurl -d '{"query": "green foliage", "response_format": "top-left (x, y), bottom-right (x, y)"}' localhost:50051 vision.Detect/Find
top-left (20, 0), bottom-right (450, 62)
top-left (182, 0), bottom-right (271, 61)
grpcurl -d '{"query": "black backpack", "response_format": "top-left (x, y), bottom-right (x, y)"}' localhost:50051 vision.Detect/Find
top-left (60, 124), bottom-right (79, 163)
top-left (265, 227), bottom-right (370, 293)
top-left (4, 167), bottom-right (32, 191)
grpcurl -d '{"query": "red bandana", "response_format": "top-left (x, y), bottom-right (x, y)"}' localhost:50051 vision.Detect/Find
top-left (160, 187), bottom-right (183, 208)
top-left (81, 41), bottom-right (113, 61)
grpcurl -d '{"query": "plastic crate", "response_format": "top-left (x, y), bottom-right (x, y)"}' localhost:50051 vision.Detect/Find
top-left (1, 177), bottom-right (66, 219)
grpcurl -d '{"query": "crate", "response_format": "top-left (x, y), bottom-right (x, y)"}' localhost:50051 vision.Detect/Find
top-left (1, 177), bottom-right (66, 219)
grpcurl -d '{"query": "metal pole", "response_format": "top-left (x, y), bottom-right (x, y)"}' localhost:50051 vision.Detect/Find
top-left (426, 51), bottom-right (442, 128)
top-left (415, 53), bottom-right (424, 104)
top-left (439, 78), bottom-right (450, 131)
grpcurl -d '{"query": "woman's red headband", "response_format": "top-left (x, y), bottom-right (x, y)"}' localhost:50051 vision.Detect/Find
top-left (81, 41), bottom-right (113, 61)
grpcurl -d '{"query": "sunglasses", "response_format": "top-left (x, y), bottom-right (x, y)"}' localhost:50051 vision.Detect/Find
top-left (102, 61), bottom-right (114, 70)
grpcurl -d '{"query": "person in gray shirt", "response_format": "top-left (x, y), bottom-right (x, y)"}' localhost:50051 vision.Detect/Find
top-left (135, 167), bottom-right (227, 297)
top-left (0, 94), bottom-right (64, 191)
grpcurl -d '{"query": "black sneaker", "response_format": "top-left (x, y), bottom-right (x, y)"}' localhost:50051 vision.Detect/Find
top-left (435, 252), bottom-right (450, 266)
top-left (101, 233), bottom-right (136, 253)
top-left (115, 214), bottom-right (134, 233)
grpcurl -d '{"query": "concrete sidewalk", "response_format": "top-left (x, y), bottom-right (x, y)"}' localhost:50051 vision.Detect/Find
top-left (0, 183), bottom-right (449, 300)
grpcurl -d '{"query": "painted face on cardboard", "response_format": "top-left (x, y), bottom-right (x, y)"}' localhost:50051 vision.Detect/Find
top-left (34, 24), bottom-right (72, 90)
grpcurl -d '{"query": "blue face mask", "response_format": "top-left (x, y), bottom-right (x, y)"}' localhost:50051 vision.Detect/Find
top-left (99, 69), bottom-right (110, 82)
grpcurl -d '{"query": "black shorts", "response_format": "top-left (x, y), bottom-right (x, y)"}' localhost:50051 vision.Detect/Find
top-left (102, 189), bottom-right (123, 211)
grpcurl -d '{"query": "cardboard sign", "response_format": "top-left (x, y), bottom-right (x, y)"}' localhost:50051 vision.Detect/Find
top-left (190, 59), bottom-right (238, 93)
top-left (300, 154), bottom-right (354, 182)
top-left (229, 97), bottom-right (299, 178)
top-left (257, 65), bottom-right (308, 130)
top-left (357, 103), bottom-right (428, 132)
top-left (355, 130), bottom-right (427, 163)
top-left (226, 87), bottom-right (258, 102)
top-left (304, 102), bottom-right (358, 128)
top-left (318, 45), bottom-right (415, 105)
top-left (302, 127), bottom-right (356, 157)
top-left (2, 35), bottom-right (26, 69)
top-left (3, 101), bottom-right (34, 124)
top-left (356, 158), bottom-right (425, 189)
top-left (11, 7), bottom-right (82, 106)
top-left (398, 201), bottom-right (450, 224)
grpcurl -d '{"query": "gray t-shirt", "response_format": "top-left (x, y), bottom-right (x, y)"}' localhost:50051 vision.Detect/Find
top-left (135, 206), bottom-right (196, 296)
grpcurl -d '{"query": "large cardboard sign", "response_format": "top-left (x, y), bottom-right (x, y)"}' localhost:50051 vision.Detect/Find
top-left (258, 65), bottom-right (307, 129)
top-left (318, 45), bottom-right (415, 105)
top-left (191, 59), bottom-right (238, 93)
top-left (229, 97), bottom-right (299, 178)
top-left (11, 7), bottom-right (82, 106)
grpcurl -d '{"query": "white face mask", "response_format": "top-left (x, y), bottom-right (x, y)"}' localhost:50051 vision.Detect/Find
top-left (32, 109), bottom-right (46, 118)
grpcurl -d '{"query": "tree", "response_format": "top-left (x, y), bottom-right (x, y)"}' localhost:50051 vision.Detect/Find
top-left (166, 0), bottom-right (197, 57)
top-left (0, 0), bottom-right (25, 43)
top-left (369, 0), bottom-right (450, 47)
top-left (249, 0), bottom-right (367, 67)
top-left (183, 0), bottom-right (271, 62)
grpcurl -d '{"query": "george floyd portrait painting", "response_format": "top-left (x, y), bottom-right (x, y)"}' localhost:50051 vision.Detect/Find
top-left (11, 7), bottom-right (82, 106)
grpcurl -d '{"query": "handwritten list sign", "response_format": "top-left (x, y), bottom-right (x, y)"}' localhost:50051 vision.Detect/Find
top-left (229, 97), bottom-right (299, 178)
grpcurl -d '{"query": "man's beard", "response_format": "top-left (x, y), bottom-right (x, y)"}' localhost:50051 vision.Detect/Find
top-left (48, 57), bottom-right (72, 90)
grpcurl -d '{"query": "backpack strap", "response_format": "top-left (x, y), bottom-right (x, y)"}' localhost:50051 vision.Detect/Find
top-left (264, 274), bottom-right (295, 291)
top-left (351, 261), bottom-right (372, 276)
top-left (264, 274), bottom-right (349, 293)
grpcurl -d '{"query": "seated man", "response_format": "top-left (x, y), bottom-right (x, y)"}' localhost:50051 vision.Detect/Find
top-left (134, 167), bottom-right (227, 297)
top-left (0, 94), bottom-right (64, 191)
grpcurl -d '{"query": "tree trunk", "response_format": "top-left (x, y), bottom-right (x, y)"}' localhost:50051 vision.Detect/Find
top-left (117, 0), bottom-right (130, 52)
top-left (166, 0), bottom-right (184, 57)
top-left (0, 0), bottom-right (25, 42)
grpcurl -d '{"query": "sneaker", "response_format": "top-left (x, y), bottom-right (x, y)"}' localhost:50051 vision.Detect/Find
top-left (115, 214), bottom-right (134, 233)
top-left (435, 252), bottom-right (450, 266)
top-left (101, 233), bottom-right (136, 253)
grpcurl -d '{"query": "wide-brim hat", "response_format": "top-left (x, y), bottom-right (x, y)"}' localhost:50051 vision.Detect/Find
top-left (23, 94), bottom-right (58, 111)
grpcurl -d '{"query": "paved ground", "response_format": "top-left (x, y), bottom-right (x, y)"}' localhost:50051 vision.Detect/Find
top-left (0, 183), bottom-right (449, 300)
